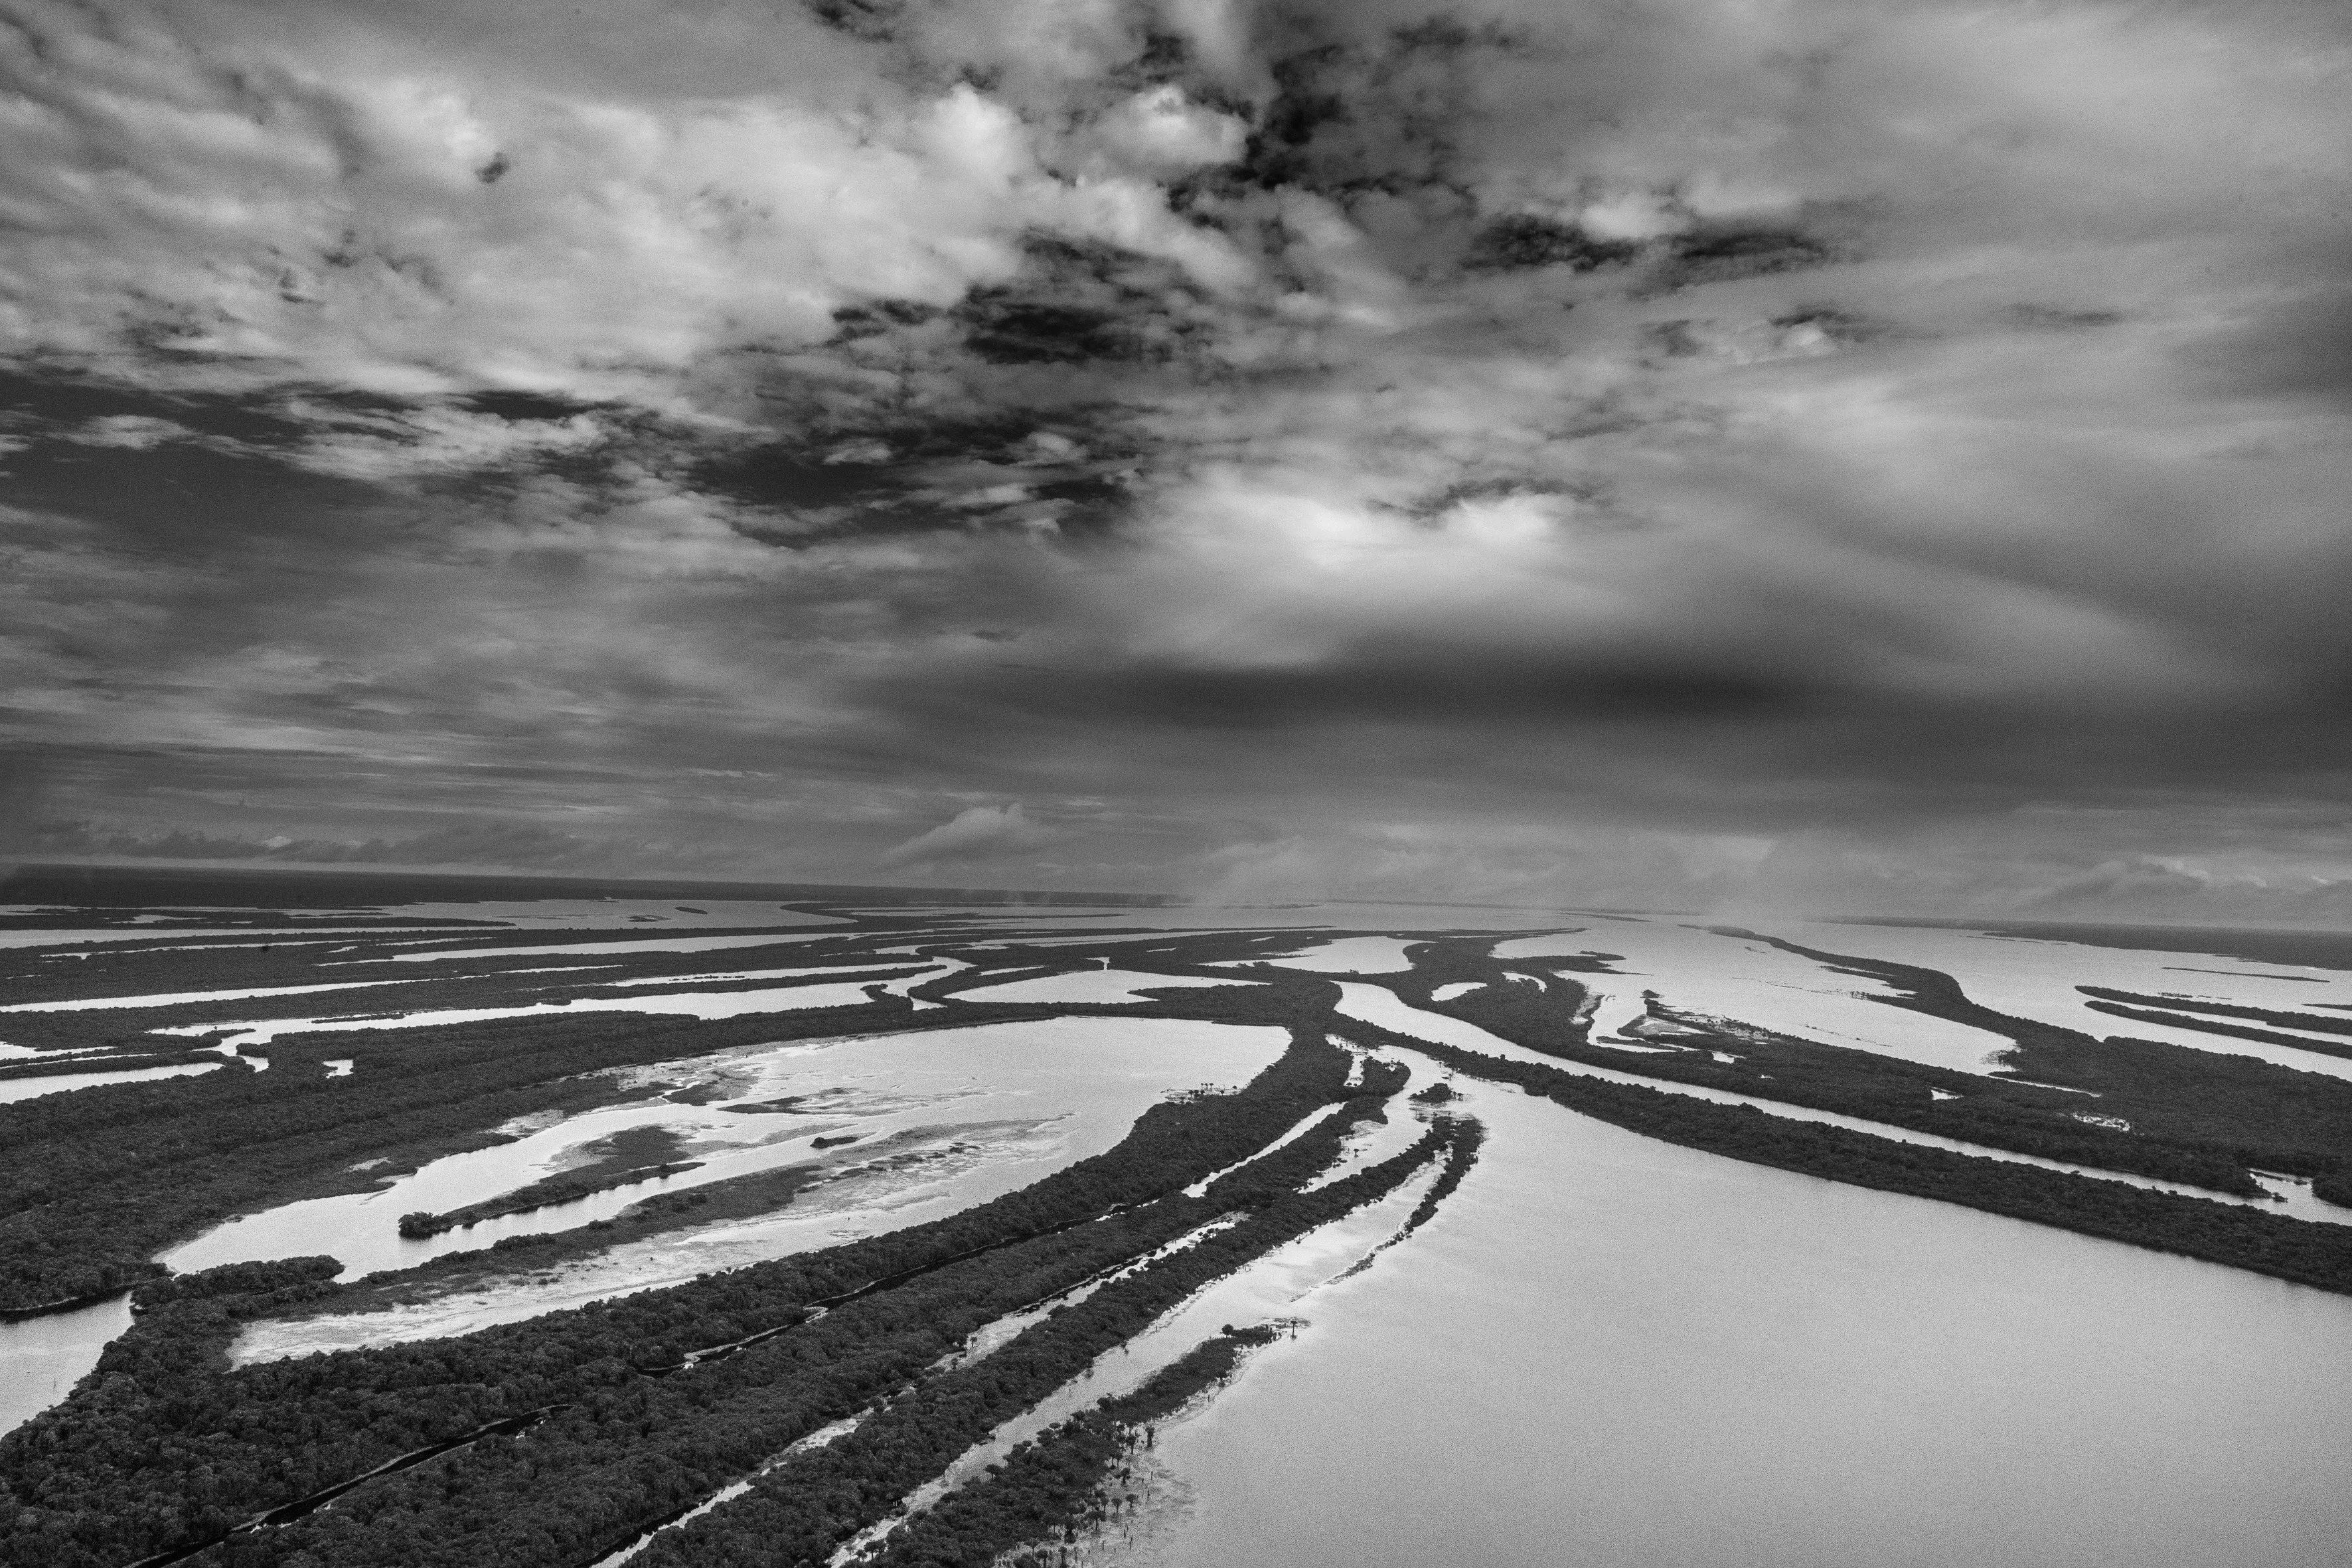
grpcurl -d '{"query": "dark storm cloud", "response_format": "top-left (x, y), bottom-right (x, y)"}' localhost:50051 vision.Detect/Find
top-left (2195, 283), bottom-right (2352, 411)
top-left (4, 0), bottom-right (2351, 917)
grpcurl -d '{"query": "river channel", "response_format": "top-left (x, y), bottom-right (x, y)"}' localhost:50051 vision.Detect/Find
top-left (1141, 1063), bottom-right (2352, 1568)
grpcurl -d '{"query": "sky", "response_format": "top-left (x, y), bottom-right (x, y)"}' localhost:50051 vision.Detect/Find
top-left (1, 0), bottom-right (2349, 921)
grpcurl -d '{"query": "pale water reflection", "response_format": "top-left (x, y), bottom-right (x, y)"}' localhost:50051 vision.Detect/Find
top-left (1147, 1072), bottom-right (2352, 1568)
top-left (1330, 983), bottom-right (2351, 1222)
top-left (1494, 923), bottom-right (2013, 1076)
top-left (197, 1019), bottom-right (1288, 1360)
top-left (0, 1296), bottom-right (132, 1437)
top-left (952, 970), bottom-right (1260, 1006)
top-left (1784, 921), bottom-right (2352, 1085)
top-left (0, 1060), bottom-right (222, 1105)
top-left (1257, 936), bottom-right (1427, 975)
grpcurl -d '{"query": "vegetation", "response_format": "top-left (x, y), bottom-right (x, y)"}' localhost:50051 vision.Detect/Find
top-left (0, 1050), bottom-right (220, 1082)
top-left (1723, 932), bottom-right (2352, 1178)
top-left (625, 1117), bottom-right (1462, 1568)
top-left (2078, 994), bottom-right (2352, 1061)
top-left (0, 1030), bottom-right (1371, 1568)
top-left (8, 888), bottom-right (2352, 1568)
top-left (2080, 986), bottom-right (2352, 1040)
top-left (1389, 944), bottom-right (2276, 1196)
top-left (1847, 917), bottom-right (2352, 974)
top-left (0, 943), bottom-right (1360, 1316)
top-left (396, 1126), bottom-right (702, 1237)
top-left (1340, 1018), bottom-right (2352, 1297)
top-left (0, 1002), bottom-right (919, 1312)
top-left (860, 1324), bottom-right (1285, 1568)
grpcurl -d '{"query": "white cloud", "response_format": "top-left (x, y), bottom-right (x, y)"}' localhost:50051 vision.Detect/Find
top-left (0, 3), bottom-right (1251, 406)
top-left (62, 416), bottom-right (201, 449)
top-left (283, 403), bottom-right (606, 479)
top-left (879, 803), bottom-right (1065, 868)
top-left (1092, 86), bottom-right (1248, 173)
top-left (8, 0), bottom-right (2352, 920)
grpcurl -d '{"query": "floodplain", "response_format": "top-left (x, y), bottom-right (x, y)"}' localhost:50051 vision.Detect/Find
top-left (3, 866), bottom-right (2350, 1568)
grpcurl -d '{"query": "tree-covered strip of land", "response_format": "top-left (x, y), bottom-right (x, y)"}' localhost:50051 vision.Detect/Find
top-left (0, 1034), bottom-right (1372, 1568)
top-left (623, 1115), bottom-right (1464, 1568)
top-left (860, 1324), bottom-right (1286, 1568)
top-left (0, 959), bottom-right (1367, 1315)
top-left (0, 1001), bottom-right (923, 1312)
top-left (0, 1050), bottom-right (224, 1082)
top-left (1422, 969), bottom-right (2270, 1196)
top-left (1846, 919), bottom-right (2352, 974)
top-left (311, 1160), bottom-right (844, 1316)
top-left (2080, 998), bottom-right (2352, 1060)
top-left (0, 959), bottom-right (935, 1054)
top-left (1367, 935), bottom-right (2347, 1196)
top-left (397, 1125), bottom-right (705, 1237)
top-left (1678, 933), bottom-right (2352, 1180)
top-left (2078, 986), bottom-right (2352, 1040)
top-left (1342, 1018), bottom-right (2352, 1296)
top-left (0, 927), bottom-right (834, 1008)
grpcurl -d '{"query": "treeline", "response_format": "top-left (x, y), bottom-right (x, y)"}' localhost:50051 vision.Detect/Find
top-left (623, 1117), bottom-right (1466, 1568)
top-left (398, 1127), bottom-right (700, 1237)
top-left (1401, 949), bottom-right (2276, 1196)
top-left (1627, 932), bottom-right (2352, 1183)
top-left (360, 1165), bottom-right (844, 1306)
top-left (0, 999), bottom-right (920, 1312)
top-left (0, 1049), bottom-right (224, 1082)
top-left (0, 1029), bottom-right (1365, 1568)
top-left (131, 1257), bottom-right (344, 1312)
top-left (398, 1163), bottom-right (704, 1239)
top-left (0, 949), bottom-right (930, 1054)
top-left (862, 1324), bottom-right (1286, 1568)
top-left (1401, 1113), bottom-right (1483, 1235)
top-left (0, 923), bottom-right (943, 1010)
top-left (2080, 986), bottom-right (2352, 1040)
top-left (0, 947), bottom-right (1357, 1313)
top-left (1342, 1018), bottom-right (2352, 1297)
top-left (280, 1075), bottom-right (1390, 1568)
top-left (2080, 997), bottom-right (2352, 1062)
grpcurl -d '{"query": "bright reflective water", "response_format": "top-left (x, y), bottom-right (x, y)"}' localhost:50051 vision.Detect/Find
top-left (842, 1160), bottom-right (1447, 1565)
top-left (1257, 936), bottom-right (1428, 975)
top-left (1494, 923), bottom-right (2013, 1075)
top-left (1330, 983), bottom-right (2347, 1221)
top-left (0, 1060), bottom-right (222, 1105)
top-left (953, 970), bottom-right (1261, 1005)
top-left (159, 978), bottom-right (902, 1049)
top-left (200, 1018), bottom-right (1287, 1360)
top-left (1784, 921), bottom-right (2352, 1083)
top-left (1147, 1069), bottom-right (2352, 1568)
top-left (0, 979), bottom-right (433, 1014)
top-left (0, 1296), bottom-right (133, 1437)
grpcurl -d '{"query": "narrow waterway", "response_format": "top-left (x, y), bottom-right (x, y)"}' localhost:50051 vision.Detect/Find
top-left (0, 1060), bottom-right (223, 1105)
top-left (1333, 982), bottom-right (2352, 1222)
top-left (1780, 921), bottom-right (2352, 1084)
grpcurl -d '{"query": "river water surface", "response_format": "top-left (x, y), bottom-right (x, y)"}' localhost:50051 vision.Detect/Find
top-left (1142, 1067), bottom-right (2352, 1568)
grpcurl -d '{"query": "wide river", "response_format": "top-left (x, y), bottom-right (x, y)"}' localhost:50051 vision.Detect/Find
top-left (1146, 1064), bottom-right (2352, 1568)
